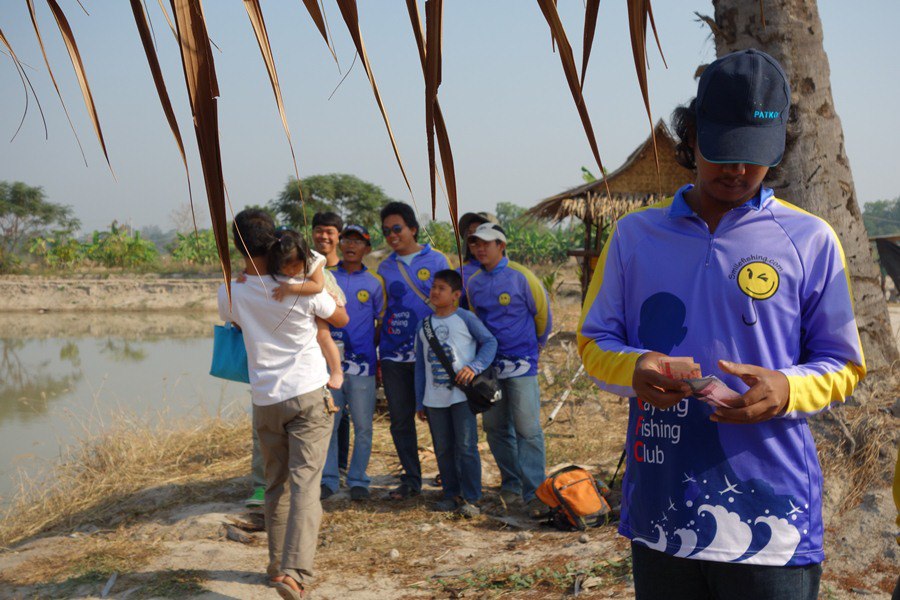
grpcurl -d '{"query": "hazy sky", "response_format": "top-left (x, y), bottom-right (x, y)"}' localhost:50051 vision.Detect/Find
top-left (1, 1), bottom-right (898, 233)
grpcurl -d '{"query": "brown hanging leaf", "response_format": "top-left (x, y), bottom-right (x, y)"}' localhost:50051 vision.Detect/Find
top-left (0, 26), bottom-right (48, 141)
top-left (299, 0), bottom-right (338, 65)
top-left (581, 0), bottom-right (600, 88)
top-left (169, 0), bottom-right (231, 296)
top-left (243, 0), bottom-right (308, 229)
top-left (536, 0), bottom-right (610, 198)
top-left (406, 0), bottom-right (458, 247)
top-left (129, 0), bottom-right (195, 232)
top-left (25, 0), bottom-right (87, 165)
top-left (45, 0), bottom-right (114, 177)
top-left (627, 0), bottom-right (661, 191)
top-left (334, 0), bottom-right (414, 199)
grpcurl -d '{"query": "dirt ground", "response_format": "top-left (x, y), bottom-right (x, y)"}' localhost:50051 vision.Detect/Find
top-left (0, 288), bottom-right (897, 599)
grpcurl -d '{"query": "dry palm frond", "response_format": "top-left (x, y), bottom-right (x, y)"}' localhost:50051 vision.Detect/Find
top-left (300, 0), bottom-right (339, 65)
top-left (243, 0), bottom-right (307, 230)
top-left (45, 0), bottom-right (114, 177)
top-left (536, 0), bottom-right (610, 199)
top-left (626, 0), bottom-right (663, 194)
top-left (156, 0), bottom-right (178, 38)
top-left (169, 0), bottom-right (231, 298)
top-left (25, 0), bottom-right (87, 165)
top-left (580, 0), bottom-right (600, 88)
top-left (130, 0), bottom-right (195, 233)
top-left (334, 0), bottom-right (414, 200)
top-left (0, 26), bottom-right (47, 141)
top-left (406, 0), bottom-right (459, 259)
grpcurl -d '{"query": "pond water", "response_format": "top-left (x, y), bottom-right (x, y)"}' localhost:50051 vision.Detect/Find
top-left (0, 312), bottom-right (249, 505)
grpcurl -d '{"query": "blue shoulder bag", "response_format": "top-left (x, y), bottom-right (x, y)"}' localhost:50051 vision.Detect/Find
top-left (210, 321), bottom-right (250, 383)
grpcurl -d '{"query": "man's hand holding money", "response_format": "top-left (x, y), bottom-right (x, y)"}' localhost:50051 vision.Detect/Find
top-left (632, 351), bottom-right (692, 410)
top-left (709, 360), bottom-right (790, 424)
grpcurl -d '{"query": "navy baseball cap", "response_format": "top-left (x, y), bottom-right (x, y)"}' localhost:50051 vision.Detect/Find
top-left (340, 224), bottom-right (371, 245)
top-left (696, 49), bottom-right (790, 167)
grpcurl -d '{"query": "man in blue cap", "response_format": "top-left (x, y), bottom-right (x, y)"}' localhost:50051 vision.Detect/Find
top-left (578, 49), bottom-right (865, 599)
top-left (320, 224), bottom-right (385, 502)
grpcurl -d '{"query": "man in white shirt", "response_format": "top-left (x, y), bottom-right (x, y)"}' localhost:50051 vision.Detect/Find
top-left (218, 209), bottom-right (349, 598)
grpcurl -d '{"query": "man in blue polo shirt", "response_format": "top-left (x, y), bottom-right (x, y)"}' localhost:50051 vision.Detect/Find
top-left (321, 224), bottom-right (385, 502)
top-left (378, 201), bottom-right (451, 499)
top-left (578, 50), bottom-right (865, 599)
top-left (466, 223), bottom-right (552, 517)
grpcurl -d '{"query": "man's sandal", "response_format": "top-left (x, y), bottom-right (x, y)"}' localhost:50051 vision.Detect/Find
top-left (272, 575), bottom-right (305, 599)
top-left (388, 483), bottom-right (420, 500)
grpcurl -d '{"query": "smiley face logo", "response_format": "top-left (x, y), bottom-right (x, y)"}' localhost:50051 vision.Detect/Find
top-left (498, 292), bottom-right (512, 306)
top-left (737, 262), bottom-right (779, 300)
top-left (356, 289), bottom-right (370, 303)
top-left (417, 268), bottom-right (431, 281)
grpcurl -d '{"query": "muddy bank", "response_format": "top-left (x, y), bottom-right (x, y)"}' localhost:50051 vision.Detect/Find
top-left (0, 275), bottom-right (220, 313)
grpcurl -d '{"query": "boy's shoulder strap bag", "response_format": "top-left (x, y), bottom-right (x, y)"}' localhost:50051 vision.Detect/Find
top-left (422, 316), bottom-right (500, 415)
top-left (396, 259), bottom-right (434, 310)
top-left (421, 316), bottom-right (458, 380)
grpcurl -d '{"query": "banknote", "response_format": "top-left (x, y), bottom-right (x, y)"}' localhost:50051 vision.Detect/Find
top-left (684, 375), bottom-right (741, 408)
top-left (658, 356), bottom-right (701, 380)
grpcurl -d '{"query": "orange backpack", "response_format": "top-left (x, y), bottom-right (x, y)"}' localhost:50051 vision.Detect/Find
top-left (535, 465), bottom-right (612, 531)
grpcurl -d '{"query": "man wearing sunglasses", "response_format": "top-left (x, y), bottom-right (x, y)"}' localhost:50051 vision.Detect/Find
top-left (377, 201), bottom-right (451, 500)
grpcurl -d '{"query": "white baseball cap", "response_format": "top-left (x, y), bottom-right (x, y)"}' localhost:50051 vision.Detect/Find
top-left (468, 222), bottom-right (507, 244)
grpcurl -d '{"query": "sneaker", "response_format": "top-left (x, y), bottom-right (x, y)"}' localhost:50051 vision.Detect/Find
top-left (526, 497), bottom-right (548, 519)
top-left (245, 486), bottom-right (265, 508)
top-left (433, 497), bottom-right (460, 512)
top-left (349, 486), bottom-right (370, 501)
top-left (457, 501), bottom-right (481, 519)
top-left (320, 485), bottom-right (336, 501)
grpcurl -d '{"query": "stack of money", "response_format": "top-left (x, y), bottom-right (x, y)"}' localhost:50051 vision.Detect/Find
top-left (657, 356), bottom-right (701, 379)
top-left (657, 356), bottom-right (741, 407)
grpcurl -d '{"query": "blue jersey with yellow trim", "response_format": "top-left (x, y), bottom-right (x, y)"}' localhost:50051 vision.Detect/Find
top-left (467, 257), bottom-right (552, 378)
top-left (577, 184), bottom-right (865, 566)
top-left (328, 263), bottom-right (385, 377)
top-left (377, 244), bottom-right (451, 363)
top-left (458, 259), bottom-right (480, 310)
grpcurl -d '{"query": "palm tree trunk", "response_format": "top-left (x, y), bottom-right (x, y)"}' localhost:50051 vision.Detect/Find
top-left (709, 0), bottom-right (898, 372)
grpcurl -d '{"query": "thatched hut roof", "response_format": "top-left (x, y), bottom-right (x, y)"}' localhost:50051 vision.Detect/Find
top-left (526, 120), bottom-right (694, 224)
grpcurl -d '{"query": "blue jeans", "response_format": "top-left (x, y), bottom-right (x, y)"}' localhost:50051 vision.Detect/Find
top-left (631, 542), bottom-right (822, 600)
top-left (321, 375), bottom-right (376, 492)
top-left (482, 375), bottom-right (546, 501)
top-left (426, 402), bottom-right (482, 502)
top-left (382, 360), bottom-right (421, 491)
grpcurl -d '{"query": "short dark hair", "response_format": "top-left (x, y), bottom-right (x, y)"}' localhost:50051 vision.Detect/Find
top-left (312, 211), bottom-right (343, 231)
top-left (380, 201), bottom-right (419, 241)
top-left (434, 269), bottom-right (462, 292)
top-left (232, 209), bottom-right (275, 258)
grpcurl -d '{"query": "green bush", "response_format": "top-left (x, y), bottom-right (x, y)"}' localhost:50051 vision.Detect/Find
top-left (83, 222), bottom-right (158, 268)
top-left (170, 229), bottom-right (219, 265)
top-left (28, 232), bottom-right (84, 268)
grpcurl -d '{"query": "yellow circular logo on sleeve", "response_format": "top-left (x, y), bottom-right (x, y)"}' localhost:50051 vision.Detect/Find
top-left (498, 292), bottom-right (511, 306)
top-left (737, 262), bottom-right (779, 300)
top-left (417, 268), bottom-right (431, 281)
top-left (356, 289), bottom-right (370, 303)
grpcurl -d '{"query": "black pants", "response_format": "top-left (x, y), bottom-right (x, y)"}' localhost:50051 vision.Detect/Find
top-left (381, 360), bottom-right (421, 491)
top-left (631, 542), bottom-right (822, 600)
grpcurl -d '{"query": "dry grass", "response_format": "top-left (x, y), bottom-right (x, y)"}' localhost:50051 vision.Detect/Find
top-left (815, 368), bottom-right (900, 514)
top-left (0, 293), bottom-right (895, 598)
top-left (0, 528), bottom-right (162, 587)
top-left (0, 413), bottom-right (250, 548)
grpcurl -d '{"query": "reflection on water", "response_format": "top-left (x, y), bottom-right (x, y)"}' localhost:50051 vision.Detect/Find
top-left (0, 312), bottom-right (249, 504)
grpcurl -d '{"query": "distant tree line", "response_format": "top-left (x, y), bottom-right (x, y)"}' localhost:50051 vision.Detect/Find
top-left (862, 196), bottom-right (900, 238)
top-left (0, 175), bottom-right (586, 273)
